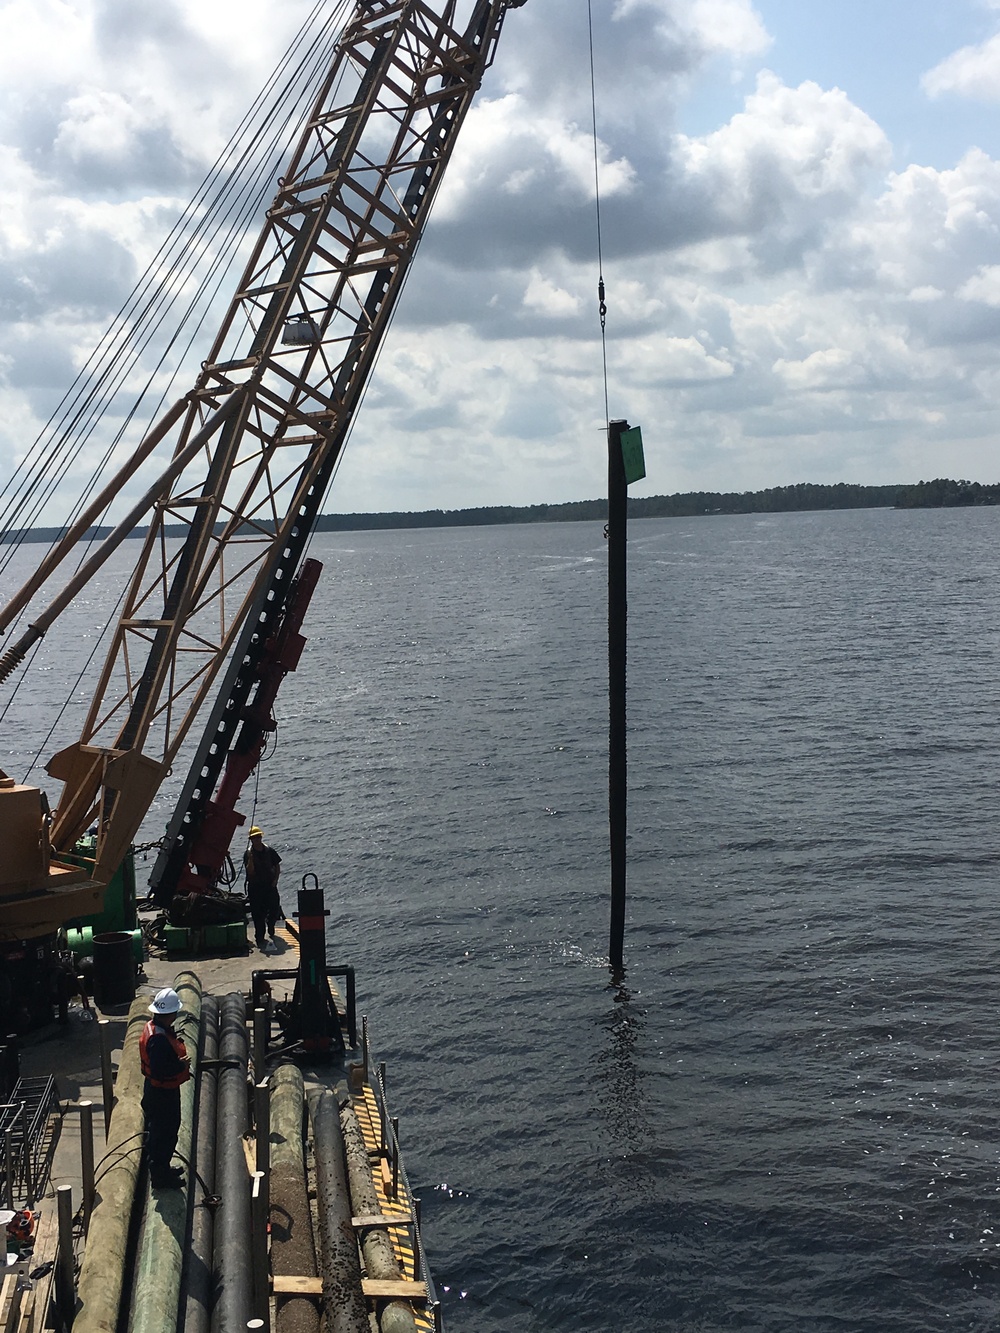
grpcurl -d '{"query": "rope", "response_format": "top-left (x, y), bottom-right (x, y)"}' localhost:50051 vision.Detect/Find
top-left (587, 0), bottom-right (610, 430)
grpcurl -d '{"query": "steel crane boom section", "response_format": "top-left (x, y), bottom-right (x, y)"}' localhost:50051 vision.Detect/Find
top-left (0, 0), bottom-right (521, 902)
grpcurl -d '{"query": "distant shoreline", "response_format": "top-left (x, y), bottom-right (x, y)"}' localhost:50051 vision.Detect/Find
top-left (5, 479), bottom-right (997, 544)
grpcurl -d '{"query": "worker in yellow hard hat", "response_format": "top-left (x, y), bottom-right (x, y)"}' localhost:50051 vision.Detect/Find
top-left (244, 826), bottom-right (282, 950)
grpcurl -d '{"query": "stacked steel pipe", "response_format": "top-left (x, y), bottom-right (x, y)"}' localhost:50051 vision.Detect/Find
top-left (212, 992), bottom-right (252, 1333)
top-left (75, 996), bottom-right (150, 1333)
top-left (269, 1065), bottom-right (320, 1333)
top-left (70, 976), bottom-right (425, 1333)
top-left (182, 995), bottom-right (219, 1333)
top-left (339, 1102), bottom-right (417, 1333)
top-left (309, 1089), bottom-right (368, 1333)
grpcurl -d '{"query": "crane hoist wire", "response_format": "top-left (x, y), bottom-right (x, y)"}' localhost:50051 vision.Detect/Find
top-left (0, 0), bottom-right (352, 583)
top-left (5, 581), bottom-right (129, 782)
top-left (0, 1), bottom-right (346, 570)
top-left (587, 0), bottom-right (610, 430)
top-left (0, 0), bottom-right (343, 537)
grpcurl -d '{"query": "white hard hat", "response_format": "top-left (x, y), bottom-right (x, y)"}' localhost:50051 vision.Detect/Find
top-left (149, 987), bottom-right (181, 1015)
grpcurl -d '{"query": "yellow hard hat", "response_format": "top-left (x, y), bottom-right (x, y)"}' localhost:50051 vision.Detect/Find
top-left (249, 826), bottom-right (263, 837)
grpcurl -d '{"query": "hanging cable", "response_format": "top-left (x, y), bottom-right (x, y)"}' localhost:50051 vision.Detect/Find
top-left (1, 5), bottom-right (350, 756)
top-left (0, 0), bottom-right (349, 575)
top-left (20, 579), bottom-right (130, 784)
top-left (0, 5), bottom-right (333, 556)
top-left (587, 0), bottom-right (610, 430)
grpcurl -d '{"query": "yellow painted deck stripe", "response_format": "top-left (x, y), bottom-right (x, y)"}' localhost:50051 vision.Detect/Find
top-left (354, 1082), bottom-right (434, 1328)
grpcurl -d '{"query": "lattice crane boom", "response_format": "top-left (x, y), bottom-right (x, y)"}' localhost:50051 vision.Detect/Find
top-left (0, 0), bottom-right (526, 936)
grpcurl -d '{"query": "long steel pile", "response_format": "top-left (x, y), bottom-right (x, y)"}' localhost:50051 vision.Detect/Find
top-left (271, 1065), bottom-right (320, 1333)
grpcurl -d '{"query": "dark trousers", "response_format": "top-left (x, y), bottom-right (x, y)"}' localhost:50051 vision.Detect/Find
top-left (142, 1084), bottom-right (181, 1178)
top-left (248, 883), bottom-right (281, 942)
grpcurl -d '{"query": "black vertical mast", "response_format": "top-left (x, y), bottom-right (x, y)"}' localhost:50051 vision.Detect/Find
top-left (608, 418), bottom-right (629, 975)
top-left (608, 419), bottom-right (645, 976)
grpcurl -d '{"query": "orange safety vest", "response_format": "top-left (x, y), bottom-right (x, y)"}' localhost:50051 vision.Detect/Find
top-left (139, 1019), bottom-right (190, 1089)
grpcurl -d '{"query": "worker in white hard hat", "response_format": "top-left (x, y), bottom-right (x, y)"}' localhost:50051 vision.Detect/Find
top-left (139, 988), bottom-right (191, 1189)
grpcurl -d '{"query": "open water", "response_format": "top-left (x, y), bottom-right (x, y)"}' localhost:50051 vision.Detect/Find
top-left (6, 507), bottom-right (1000, 1330)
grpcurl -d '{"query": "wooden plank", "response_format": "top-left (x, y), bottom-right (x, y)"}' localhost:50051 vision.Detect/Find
top-left (351, 1214), bottom-right (412, 1230)
top-left (18, 1206), bottom-right (58, 1333)
top-left (271, 1275), bottom-right (322, 1295)
top-left (361, 1279), bottom-right (427, 1300)
top-left (0, 1272), bottom-right (23, 1333)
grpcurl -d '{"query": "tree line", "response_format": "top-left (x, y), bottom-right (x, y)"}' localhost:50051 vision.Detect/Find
top-left (893, 478), bottom-right (1000, 508)
top-left (312, 481), bottom-right (905, 531)
top-left (8, 479), bottom-right (1000, 545)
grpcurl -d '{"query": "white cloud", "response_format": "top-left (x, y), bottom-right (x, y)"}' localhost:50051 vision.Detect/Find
top-left (434, 93), bottom-right (635, 221)
top-left (907, 286), bottom-right (945, 302)
top-left (677, 73), bottom-right (890, 220)
top-left (958, 263), bottom-right (1000, 304)
top-left (832, 150), bottom-right (1000, 298)
top-left (773, 347), bottom-right (856, 390)
top-left (54, 89), bottom-right (156, 170)
top-left (522, 271), bottom-right (581, 319)
top-left (6, 1), bottom-right (1000, 519)
top-left (613, 0), bottom-right (770, 61)
top-left (923, 32), bottom-right (1000, 102)
top-left (621, 336), bottom-right (734, 386)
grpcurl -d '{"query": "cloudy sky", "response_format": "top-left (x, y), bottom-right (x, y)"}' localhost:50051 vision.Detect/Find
top-left (4, 0), bottom-right (1000, 516)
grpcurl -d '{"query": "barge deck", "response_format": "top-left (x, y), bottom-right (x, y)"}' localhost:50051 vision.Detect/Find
top-left (3, 892), bottom-right (438, 1333)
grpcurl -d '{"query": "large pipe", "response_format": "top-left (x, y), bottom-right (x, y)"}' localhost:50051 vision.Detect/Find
top-left (56, 1184), bottom-right (75, 1330)
top-left (75, 997), bottom-right (150, 1333)
top-left (268, 1066), bottom-right (318, 1333)
top-left (131, 972), bottom-right (203, 1333)
top-left (182, 996), bottom-right (220, 1333)
top-left (98, 1019), bottom-right (114, 1140)
top-left (309, 1090), bottom-right (368, 1333)
top-left (269, 1066), bottom-right (319, 1333)
top-left (78, 1101), bottom-right (95, 1231)
top-left (211, 993), bottom-right (252, 1333)
top-left (339, 1101), bottom-right (416, 1333)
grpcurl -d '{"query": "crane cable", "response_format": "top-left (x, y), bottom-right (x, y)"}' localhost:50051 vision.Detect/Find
top-left (0, 1), bottom-right (340, 560)
top-left (587, 0), bottom-right (610, 431)
top-left (0, 1), bottom-right (351, 765)
top-left (0, 0), bottom-right (349, 577)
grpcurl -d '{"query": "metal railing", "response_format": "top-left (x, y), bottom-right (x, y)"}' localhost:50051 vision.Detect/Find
top-left (369, 1051), bottom-right (442, 1331)
top-left (0, 1076), bottom-right (58, 1207)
